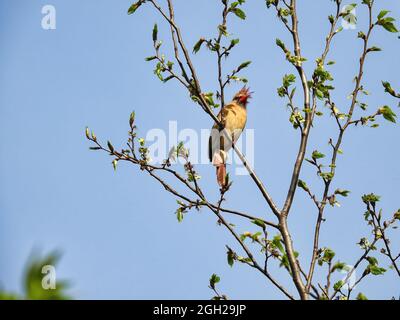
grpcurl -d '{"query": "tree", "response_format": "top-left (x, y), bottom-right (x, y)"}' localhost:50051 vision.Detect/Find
top-left (86, 0), bottom-right (399, 300)
top-left (0, 251), bottom-right (71, 300)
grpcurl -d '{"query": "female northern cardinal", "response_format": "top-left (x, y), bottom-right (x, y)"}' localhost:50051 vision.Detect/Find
top-left (208, 87), bottom-right (252, 187)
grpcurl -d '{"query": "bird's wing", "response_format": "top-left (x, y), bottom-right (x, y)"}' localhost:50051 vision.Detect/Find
top-left (208, 103), bottom-right (240, 163)
top-left (209, 108), bottom-right (223, 162)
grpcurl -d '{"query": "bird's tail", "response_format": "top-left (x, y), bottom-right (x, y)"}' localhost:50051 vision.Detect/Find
top-left (212, 150), bottom-right (227, 187)
top-left (216, 164), bottom-right (226, 187)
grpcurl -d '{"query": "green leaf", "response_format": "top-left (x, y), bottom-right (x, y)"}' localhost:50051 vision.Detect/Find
top-left (382, 81), bottom-right (397, 97)
top-left (377, 18), bottom-right (399, 33)
top-left (367, 46), bottom-right (382, 53)
top-left (203, 92), bottom-right (218, 108)
top-left (230, 38), bottom-right (240, 48)
top-left (209, 273), bottom-right (220, 289)
top-left (342, 4), bottom-right (357, 25)
top-left (231, 7), bottom-right (246, 20)
top-left (91, 131), bottom-right (97, 141)
top-left (152, 24), bottom-right (158, 42)
top-left (362, 193), bottom-right (381, 204)
top-left (277, 87), bottom-right (286, 98)
top-left (283, 74), bottom-right (296, 88)
top-left (368, 265), bottom-right (386, 275)
top-left (129, 111), bottom-right (136, 128)
top-left (312, 150), bottom-right (325, 160)
top-left (227, 248), bottom-right (235, 267)
top-left (356, 293), bottom-right (368, 300)
top-left (366, 256), bottom-right (378, 266)
top-left (127, 1), bottom-right (143, 15)
top-left (107, 141), bottom-right (114, 153)
top-left (333, 280), bottom-right (344, 291)
top-left (378, 105), bottom-right (397, 123)
top-left (319, 172), bottom-right (334, 181)
top-left (252, 219), bottom-right (266, 229)
top-left (323, 248), bottom-right (335, 262)
top-left (85, 127), bottom-right (90, 139)
top-left (237, 61), bottom-right (252, 72)
top-left (176, 208), bottom-right (184, 222)
top-left (297, 179), bottom-right (309, 192)
top-left (275, 38), bottom-right (287, 51)
top-left (332, 262), bottom-right (346, 272)
top-left (335, 189), bottom-right (350, 197)
top-left (272, 235), bottom-right (285, 254)
top-left (378, 10), bottom-right (390, 20)
top-left (266, 0), bottom-right (278, 8)
top-left (193, 38), bottom-right (205, 54)
top-left (112, 159), bottom-right (118, 171)
top-left (145, 56), bottom-right (157, 61)
top-left (335, 26), bottom-right (344, 34)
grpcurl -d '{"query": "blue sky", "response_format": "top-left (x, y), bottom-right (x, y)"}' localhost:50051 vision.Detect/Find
top-left (0, 0), bottom-right (399, 299)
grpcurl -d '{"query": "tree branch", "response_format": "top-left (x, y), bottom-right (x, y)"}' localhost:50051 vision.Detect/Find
top-left (306, 0), bottom-right (376, 295)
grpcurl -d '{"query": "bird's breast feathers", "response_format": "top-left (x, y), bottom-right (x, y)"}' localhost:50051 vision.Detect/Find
top-left (220, 103), bottom-right (247, 133)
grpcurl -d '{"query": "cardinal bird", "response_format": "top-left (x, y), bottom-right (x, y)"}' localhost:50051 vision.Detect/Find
top-left (209, 87), bottom-right (252, 187)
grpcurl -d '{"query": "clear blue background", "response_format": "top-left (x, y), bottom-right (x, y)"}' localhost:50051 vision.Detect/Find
top-left (0, 0), bottom-right (399, 299)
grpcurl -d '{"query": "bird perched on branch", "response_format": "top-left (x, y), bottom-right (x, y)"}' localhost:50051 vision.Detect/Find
top-left (209, 87), bottom-right (252, 187)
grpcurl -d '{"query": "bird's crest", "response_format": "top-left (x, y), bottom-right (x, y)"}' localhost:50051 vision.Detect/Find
top-left (233, 86), bottom-right (252, 106)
